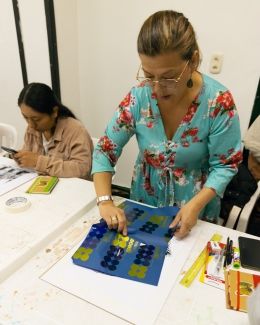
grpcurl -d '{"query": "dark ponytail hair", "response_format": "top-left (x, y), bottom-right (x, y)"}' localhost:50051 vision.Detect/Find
top-left (18, 83), bottom-right (76, 119)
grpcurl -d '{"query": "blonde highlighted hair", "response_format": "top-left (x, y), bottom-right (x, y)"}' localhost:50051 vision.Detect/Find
top-left (137, 10), bottom-right (201, 68)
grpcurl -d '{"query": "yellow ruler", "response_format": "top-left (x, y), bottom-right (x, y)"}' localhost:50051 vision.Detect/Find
top-left (180, 233), bottom-right (223, 287)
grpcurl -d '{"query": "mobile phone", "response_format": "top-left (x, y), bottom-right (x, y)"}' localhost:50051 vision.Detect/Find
top-left (1, 146), bottom-right (18, 155)
top-left (239, 236), bottom-right (260, 271)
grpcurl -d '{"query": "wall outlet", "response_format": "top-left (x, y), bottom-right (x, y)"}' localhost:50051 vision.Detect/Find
top-left (209, 52), bottom-right (223, 74)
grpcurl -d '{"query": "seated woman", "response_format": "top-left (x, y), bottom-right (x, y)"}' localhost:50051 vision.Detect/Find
top-left (14, 82), bottom-right (93, 180)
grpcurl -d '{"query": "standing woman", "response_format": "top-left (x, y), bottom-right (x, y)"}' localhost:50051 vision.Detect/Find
top-left (92, 10), bottom-right (242, 236)
top-left (14, 83), bottom-right (93, 180)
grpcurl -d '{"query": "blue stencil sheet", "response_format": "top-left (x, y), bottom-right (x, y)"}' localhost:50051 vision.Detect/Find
top-left (72, 201), bottom-right (180, 286)
top-left (118, 200), bottom-right (180, 242)
top-left (72, 222), bottom-right (168, 286)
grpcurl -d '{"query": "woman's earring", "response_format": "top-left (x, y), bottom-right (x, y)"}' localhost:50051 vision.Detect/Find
top-left (187, 76), bottom-right (193, 88)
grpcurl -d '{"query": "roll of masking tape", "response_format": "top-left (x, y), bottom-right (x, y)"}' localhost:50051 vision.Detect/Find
top-left (5, 197), bottom-right (31, 214)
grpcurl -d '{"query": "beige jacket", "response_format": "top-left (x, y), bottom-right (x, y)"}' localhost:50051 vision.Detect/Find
top-left (23, 117), bottom-right (93, 180)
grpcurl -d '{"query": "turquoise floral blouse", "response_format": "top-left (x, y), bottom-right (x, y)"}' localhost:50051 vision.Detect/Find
top-left (92, 74), bottom-right (242, 223)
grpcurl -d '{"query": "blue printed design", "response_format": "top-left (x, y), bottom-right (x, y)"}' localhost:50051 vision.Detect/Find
top-left (163, 228), bottom-right (175, 242)
top-left (163, 217), bottom-right (178, 242)
top-left (133, 245), bottom-right (155, 266)
top-left (100, 245), bottom-right (125, 271)
top-left (82, 237), bottom-right (100, 249)
top-left (126, 208), bottom-right (144, 223)
top-left (81, 223), bottom-right (107, 249)
top-left (139, 222), bottom-right (159, 234)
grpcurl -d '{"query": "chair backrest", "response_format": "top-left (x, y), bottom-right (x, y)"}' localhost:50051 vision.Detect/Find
top-left (91, 137), bottom-right (99, 149)
top-left (0, 123), bottom-right (18, 156)
top-left (91, 137), bottom-right (116, 180)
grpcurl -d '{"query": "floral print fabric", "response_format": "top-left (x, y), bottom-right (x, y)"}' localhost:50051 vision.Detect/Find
top-left (92, 74), bottom-right (242, 223)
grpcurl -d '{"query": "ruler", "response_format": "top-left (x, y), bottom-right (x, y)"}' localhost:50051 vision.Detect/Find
top-left (180, 233), bottom-right (223, 287)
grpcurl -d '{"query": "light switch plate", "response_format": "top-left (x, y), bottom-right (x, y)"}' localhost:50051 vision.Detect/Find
top-left (209, 52), bottom-right (223, 74)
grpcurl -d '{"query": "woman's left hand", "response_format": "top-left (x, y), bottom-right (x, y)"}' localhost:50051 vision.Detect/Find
top-left (169, 201), bottom-right (201, 238)
top-left (14, 150), bottom-right (39, 168)
top-left (169, 187), bottom-right (216, 238)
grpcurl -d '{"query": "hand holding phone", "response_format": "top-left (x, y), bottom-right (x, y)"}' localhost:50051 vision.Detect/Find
top-left (1, 146), bottom-right (18, 155)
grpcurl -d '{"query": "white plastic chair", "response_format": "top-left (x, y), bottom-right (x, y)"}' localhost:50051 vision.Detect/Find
top-left (219, 206), bottom-right (242, 229)
top-left (219, 181), bottom-right (260, 232)
top-left (92, 137), bottom-right (116, 180)
top-left (0, 123), bottom-right (17, 157)
top-left (236, 181), bottom-right (260, 232)
top-left (91, 137), bottom-right (99, 149)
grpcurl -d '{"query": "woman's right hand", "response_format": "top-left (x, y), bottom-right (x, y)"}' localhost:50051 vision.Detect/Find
top-left (98, 201), bottom-right (127, 236)
top-left (14, 150), bottom-right (39, 168)
top-left (12, 153), bottom-right (20, 165)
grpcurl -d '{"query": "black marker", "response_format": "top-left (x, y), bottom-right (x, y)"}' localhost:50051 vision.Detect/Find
top-left (226, 240), bottom-right (233, 266)
top-left (223, 237), bottom-right (229, 270)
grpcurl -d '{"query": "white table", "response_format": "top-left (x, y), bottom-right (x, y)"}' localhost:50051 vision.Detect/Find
top-left (0, 157), bottom-right (97, 284)
top-left (0, 196), bottom-right (258, 325)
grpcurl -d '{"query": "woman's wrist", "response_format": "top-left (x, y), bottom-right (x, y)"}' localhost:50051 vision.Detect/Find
top-left (98, 200), bottom-right (114, 207)
top-left (96, 195), bottom-right (113, 206)
top-left (190, 187), bottom-right (216, 212)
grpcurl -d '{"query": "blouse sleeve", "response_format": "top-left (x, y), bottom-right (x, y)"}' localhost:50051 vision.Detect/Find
top-left (91, 90), bottom-right (137, 176)
top-left (204, 90), bottom-right (243, 197)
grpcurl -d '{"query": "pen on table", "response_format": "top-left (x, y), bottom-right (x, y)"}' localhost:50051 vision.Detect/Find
top-left (216, 246), bottom-right (225, 272)
top-left (204, 241), bottom-right (211, 274)
top-left (214, 249), bottom-right (220, 261)
top-left (223, 237), bottom-right (230, 270)
top-left (226, 239), bottom-right (233, 267)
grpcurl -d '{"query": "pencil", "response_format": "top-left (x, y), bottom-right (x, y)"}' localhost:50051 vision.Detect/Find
top-left (204, 241), bottom-right (211, 274)
top-left (223, 237), bottom-right (229, 270)
top-left (216, 246), bottom-right (225, 272)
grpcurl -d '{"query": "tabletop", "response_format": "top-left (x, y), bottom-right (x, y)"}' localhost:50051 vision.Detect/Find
top-left (0, 157), bottom-right (97, 284)
top-left (0, 196), bottom-right (258, 325)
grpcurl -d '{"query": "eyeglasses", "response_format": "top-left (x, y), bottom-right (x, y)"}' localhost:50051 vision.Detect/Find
top-left (136, 60), bottom-right (189, 89)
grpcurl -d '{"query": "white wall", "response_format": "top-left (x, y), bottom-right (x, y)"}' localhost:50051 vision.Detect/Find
top-left (76, 0), bottom-right (260, 187)
top-left (19, 0), bottom-right (51, 86)
top-left (0, 1), bottom-right (26, 149)
top-left (53, 0), bottom-right (81, 119)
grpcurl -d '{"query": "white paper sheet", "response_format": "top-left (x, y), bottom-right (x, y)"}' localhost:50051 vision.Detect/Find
top-left (0, 157), bottom-right (37, 196)
top-left (41, 225), bottom-right (202, 325)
